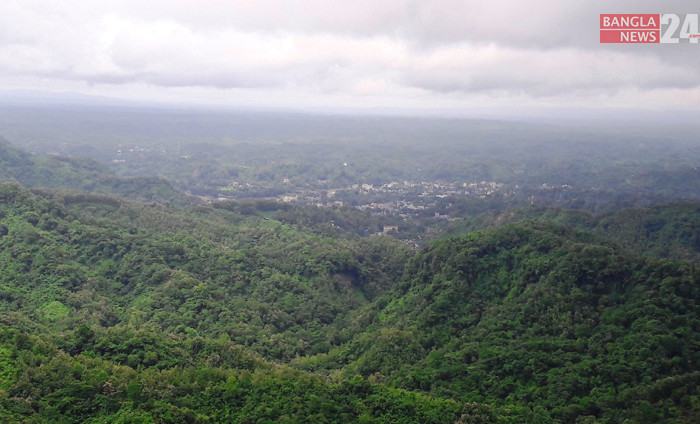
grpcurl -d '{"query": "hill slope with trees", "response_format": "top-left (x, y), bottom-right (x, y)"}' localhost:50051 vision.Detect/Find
top-left (0, 174), bottom-right (697, 422)
top-left (301, 222), bottom-right (699, 423)
top-left (0, 138), bottom-right (190, 205)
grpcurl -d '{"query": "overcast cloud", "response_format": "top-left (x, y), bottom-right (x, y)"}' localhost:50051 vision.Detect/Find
top-left (0, 0), bottom-right (698, 116)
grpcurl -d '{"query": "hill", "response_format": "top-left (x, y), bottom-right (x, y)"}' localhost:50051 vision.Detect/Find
top-left (446, 203), bottom-right (700, 261)
top-left (0, 323), bottom-right (499, 423)
top-left (0, 138), bottom-right (191, 205)
top-left (0, 181), bottom-right (698, 422)
top-left (0, 182), bottom-right (411, 359)
top-left (301, 222), bottom-right (700, 423)
top-left (0, 182), bottom-right (494, 422)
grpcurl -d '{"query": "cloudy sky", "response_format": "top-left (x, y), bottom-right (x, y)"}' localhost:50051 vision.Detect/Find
top-left (1, 0), bottom-right (698, 117)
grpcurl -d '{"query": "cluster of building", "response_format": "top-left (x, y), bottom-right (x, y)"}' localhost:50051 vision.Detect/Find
top-left (273, 179), bottom-right (512, 219)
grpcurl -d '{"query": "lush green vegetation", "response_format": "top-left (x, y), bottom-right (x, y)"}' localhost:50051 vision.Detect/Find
top-left (301, 222), bottom-right (699, 423)
top-left (0, 182), bottom-right (497, 423)
top-left (446, 203), bottom-right (700, 261)
top-left (0, 111), bottom-right (698, 423)
top-left (0, 183), bottom-right (410, 360)
top-left (1, 325), bottom-right (498, 423)
top-left (0, 181), bottom-right (697, 422)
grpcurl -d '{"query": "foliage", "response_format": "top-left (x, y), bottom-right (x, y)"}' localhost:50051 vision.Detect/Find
top-left (0, 325), bottom-right (494, 423)
top-left (446, 203), bottom-right (700, 261)
top-left (307, 222), bottom-right (700, 423)
top-left (0, 154), bottom-right (698, 423)
top-left (0, 183), bottom-right (411, 361)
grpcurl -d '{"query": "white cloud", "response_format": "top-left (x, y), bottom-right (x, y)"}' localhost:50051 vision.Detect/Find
top-left (407, 44), bottom-right (700, 96)
top-left (0, 0), bottom-right (698, 115)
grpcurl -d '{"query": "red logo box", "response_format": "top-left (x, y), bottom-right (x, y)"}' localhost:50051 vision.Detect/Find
top-left (600, 14), bottom-right (660, 43)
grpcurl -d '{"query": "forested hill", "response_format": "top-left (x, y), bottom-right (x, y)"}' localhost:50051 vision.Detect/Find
top-left (301, 222), bottom-right (699, 423)
top-left (0, 182), bottom-right (410, 359)
top-left (0, 182), bottom-right (493, 422)
top-left (0, 180), bottom-right (698, 422)
top-left (446, 203), bottom-right (700, 261)
top-left (0, 138), bottom-right (191, 205)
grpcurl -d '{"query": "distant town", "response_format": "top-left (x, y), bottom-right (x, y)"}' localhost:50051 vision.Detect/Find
top-left (270, 179), bottom-right (512, 220)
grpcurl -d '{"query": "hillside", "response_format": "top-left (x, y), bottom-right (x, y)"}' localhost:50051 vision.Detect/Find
top-left (301, 223), bottom-right (700, 423)
top-left (0, 182), bottom-right (410, 360)
top-left (0, 180), bottom-right (698, 422)
top-left (446, 203), bottom-right (700, 261)
top-left (0, 324), bottom-right (497, 423)
top-left (0, 182), bottom-right (498, 422)
top-left (0, 138), bottom-right (191, 205)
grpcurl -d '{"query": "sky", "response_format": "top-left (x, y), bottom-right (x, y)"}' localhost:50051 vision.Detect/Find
top-left (0, 0), bottom-right (699, 118)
